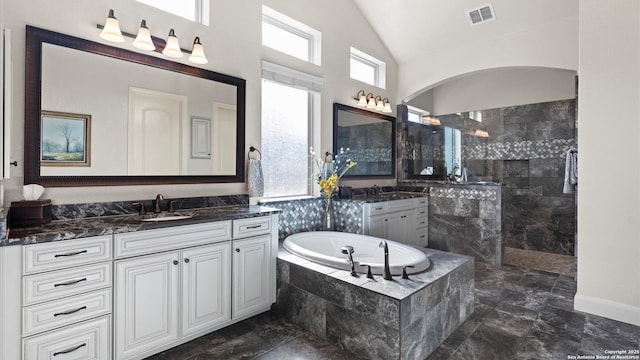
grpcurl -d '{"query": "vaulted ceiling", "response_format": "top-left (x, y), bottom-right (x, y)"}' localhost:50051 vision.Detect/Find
top-left (352, 0), bottom-right (579, 100)
top-left (352, 0), bottom-right (577, 66)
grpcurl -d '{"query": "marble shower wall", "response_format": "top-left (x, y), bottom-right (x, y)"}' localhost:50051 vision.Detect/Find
top-left (465, 100), bottom-right (577, 256)
top-left (400, 99), bottom-right (577, 256)
top-left (427, 184), bottom-right (504, 265)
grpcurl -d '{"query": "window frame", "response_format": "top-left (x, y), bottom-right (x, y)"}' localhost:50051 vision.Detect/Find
top-left (262, 5), bottom-right (322, 65)
top-left (350, 47), bottom-right (386, 89)
top-left (136, 0), bottom-right (210, 25)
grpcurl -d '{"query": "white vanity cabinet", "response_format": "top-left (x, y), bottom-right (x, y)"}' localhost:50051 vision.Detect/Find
top-left (21, 235), bottom-right (113, 360)
top-left (114, 215), bottom-right (277, 360)
top-left (113, 221), bottom-right (232, 360)
top-left (364, 197), bottom-right (429, 247)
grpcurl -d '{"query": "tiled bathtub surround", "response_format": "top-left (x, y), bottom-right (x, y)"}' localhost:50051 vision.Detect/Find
top-left (274, 247), bottom-right (474, 360)
top-left (426, 184), bottom-right (504, 265)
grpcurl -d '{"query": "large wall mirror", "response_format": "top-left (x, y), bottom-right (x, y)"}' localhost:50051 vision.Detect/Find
top-left (333, 103), bottom-right (395, 179)
top-left (25, 26), bottom-right (246, 187)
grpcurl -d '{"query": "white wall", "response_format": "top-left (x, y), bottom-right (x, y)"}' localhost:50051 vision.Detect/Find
top-left (398, 13), bottom-right (578, 102)
top-left (575, 0), bottom-right (640, 326)
top-left (1, 0), bottom-right (397, 204)
top-left (408, 68), bottom-right (576, 116)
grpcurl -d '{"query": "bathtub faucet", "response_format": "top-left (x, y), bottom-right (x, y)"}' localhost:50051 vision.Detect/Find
top-left (341, 246), bottom-right (358, 277)
top-left (379, 240), bottom-right (393, 280)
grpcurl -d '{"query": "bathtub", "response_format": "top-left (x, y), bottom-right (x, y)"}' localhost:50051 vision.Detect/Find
top-left (283, 231), bottom-right (431, 276)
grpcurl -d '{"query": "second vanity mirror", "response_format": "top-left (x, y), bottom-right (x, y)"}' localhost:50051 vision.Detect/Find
top-left (333, 103), bottom-right (395, 179)
top-left (25, 26), bottom-right (246, 186)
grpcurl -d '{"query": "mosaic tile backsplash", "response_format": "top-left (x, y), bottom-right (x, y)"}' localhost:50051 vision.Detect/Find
top-left (263, 198), bottom-right (364, 241)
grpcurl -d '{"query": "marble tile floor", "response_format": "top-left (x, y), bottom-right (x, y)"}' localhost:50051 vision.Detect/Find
top-left (503, 247), bottom-right (576, 277)
top-left (146, 262), bottom-right (639, 360)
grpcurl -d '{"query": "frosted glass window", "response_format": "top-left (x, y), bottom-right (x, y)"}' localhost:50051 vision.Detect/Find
top-left (137, 0), bottom-right (209, 25)
top-left (261, 80), bottom-right (311, 198)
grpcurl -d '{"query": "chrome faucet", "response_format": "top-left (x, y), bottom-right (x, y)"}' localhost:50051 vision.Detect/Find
top-left (341, 246), bottom-right (358, 277)
top-left (154, 194), bottom-right (164, 213)
top-left (379, 240), bottom-right (392, 280)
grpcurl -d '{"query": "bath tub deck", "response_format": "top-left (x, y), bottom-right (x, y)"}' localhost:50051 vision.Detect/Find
top-left (274, 245), bottom-right (474, 360)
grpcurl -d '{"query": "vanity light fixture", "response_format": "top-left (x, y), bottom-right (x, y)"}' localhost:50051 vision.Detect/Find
top-left (99, 9), bottom-right (125, 43)
top-left (421, 116), bottom-right (441, 126)
top-left (97, 10), bottom-right (210, 65)
top-left (366, 95), bottom-right (377, 109)
top-left (375, 96), bottom-right (384, 111)
top-left (162, 29), bottom-right (183, 58)
top-left (355, 90), bottom-right (369, 107)
top-left (382, 98), bottom-right (392, 113)
top-left (132, 20), bottom-right (155, 51)
top-left (473, 129), bottom-right (490, 138)
top-left (354, 90), bottom-right (393, 113)
top-left (188, 37), bottom-right (208, 64)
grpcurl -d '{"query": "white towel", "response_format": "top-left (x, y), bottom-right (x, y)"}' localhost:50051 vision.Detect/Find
top-left (563, 149), bottom-right (578, 194)
top-left (247, 159), bottom-right (264, 197)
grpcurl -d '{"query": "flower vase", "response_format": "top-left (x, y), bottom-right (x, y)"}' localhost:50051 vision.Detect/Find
top-left (322, 197), bottom-right (335, 231)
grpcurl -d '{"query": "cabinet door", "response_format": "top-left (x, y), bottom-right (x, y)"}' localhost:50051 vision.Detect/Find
top-left (400, 210), bottom-right (417, 245)
top-left (232, 235), bottom-right (271, 319)
top-left (115, 252), bottom-right (180, 360)
top-left (367, 215), bottom-right (388, 239)
top-left (385, 212), bottom-right (404, 242)
top-left (182, 243), bottom-right (231, 337)
top-left (386, 210), bottom-right (415, 244)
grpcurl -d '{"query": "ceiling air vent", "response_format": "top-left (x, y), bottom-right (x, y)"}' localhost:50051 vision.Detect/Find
top-left (467, 4), bottom-right (496, 25)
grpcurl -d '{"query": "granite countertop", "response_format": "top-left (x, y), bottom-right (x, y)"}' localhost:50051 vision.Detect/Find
top-left (349, 192), bottom-right (429, 203)
top-left (3, 205), bottom-right (281, 247)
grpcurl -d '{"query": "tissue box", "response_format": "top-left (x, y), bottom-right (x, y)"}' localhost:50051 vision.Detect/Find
top-left (9, 199), bottom-right (52, 227)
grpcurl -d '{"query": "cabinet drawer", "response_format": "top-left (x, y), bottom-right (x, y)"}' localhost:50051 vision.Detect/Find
top-left (233, 217), bottom-right (271, 239)
top-left (367, 203), bottom-right (388, 216)
top-left (23, 236), bottom-right (112, 274)
top-left (23, 315), bottom-right (111, 360)
top-left (23, 288), bottom-right (111, 336)
top-left (114, 221), bottom-right (231, 258)
top-left (24, 262), bottom-right (112, 306)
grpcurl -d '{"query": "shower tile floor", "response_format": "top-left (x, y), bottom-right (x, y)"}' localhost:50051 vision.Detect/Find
top-left (146, 262), bottom-right (639, 360)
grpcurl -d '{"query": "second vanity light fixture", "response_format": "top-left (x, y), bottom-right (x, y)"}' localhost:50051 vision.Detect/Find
top-left (354, 90), bottom-right (392, 113)
top-left (98, 9), bottom-right (208, 64)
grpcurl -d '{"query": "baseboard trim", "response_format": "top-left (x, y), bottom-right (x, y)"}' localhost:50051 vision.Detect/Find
top-left (574, 293), bottom-right (640, 326)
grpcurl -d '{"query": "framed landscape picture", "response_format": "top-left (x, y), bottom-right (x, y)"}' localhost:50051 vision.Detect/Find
top-left (41, 111), bottom-right (91, 167)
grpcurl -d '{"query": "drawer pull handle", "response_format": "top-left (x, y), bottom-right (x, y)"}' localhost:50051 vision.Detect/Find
top-left (374, 207), bottom-right (383, 211)
top-left (246, 225), bottom-right (262, 229)
top-left (54, 305), bottom-right (87, 317)
top-left (53, 343), bottom-right (86, 356)
top-left (54, 278), bottom-right (87, 287)
top-left (54, 250), bottom-right (88, 258)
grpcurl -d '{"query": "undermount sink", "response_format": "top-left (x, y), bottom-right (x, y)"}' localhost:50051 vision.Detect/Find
top-left (139, 212), bottom-right (194, 222)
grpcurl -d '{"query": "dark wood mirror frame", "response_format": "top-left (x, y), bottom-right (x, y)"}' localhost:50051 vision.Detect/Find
top-left (333, 103), bottom-right (396, 179)
top-left (24, 25), bottom-right (246, 187)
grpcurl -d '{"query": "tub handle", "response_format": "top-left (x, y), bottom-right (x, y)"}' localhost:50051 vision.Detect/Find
top-left (402, 265), bottom-right (415, 280)
top-left (359, 263), bottom-right (374, 279)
